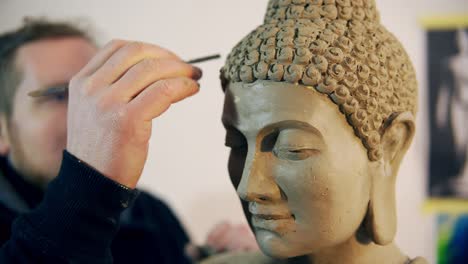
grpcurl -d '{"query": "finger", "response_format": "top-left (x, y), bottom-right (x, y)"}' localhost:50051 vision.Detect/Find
top-left (224, 225), bottom-right (258, 252)
top-left (238, 224), bottom-right (255, 238)
top-left (240, 225), bottom-right (259, 250)
top-left (75, 39), bottom-right (128, 78)
top-left (111, 58), bottom-right (202, 101)
top-left (214, 227), bottom-right (243, 252)
top-left (92, 41), bottom-right (180, 85)
top-left (184, 244), bottom-right (201, 261)
top-left (232, 236), bottom-right (259, 252)
top-left (127, 77), bottom-right (199, 121)
top-left (206, 221), bottom-right (231, 246)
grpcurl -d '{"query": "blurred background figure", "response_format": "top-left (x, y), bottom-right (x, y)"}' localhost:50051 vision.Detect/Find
top-left (432, 28), bottom-right (468, 198)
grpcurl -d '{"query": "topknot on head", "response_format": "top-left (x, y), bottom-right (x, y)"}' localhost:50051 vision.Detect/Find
top-left (264, 0), bottom-right (379, 24)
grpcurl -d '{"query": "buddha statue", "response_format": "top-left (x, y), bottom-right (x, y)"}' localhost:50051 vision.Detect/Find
top-left (203, 0), bottom-right (427, 263)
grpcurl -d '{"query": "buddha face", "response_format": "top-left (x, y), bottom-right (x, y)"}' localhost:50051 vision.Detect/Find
top-left (222, 80), bottom-right (372, 258)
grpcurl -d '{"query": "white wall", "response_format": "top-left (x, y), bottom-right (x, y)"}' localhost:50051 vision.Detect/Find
top-left (2, 1), bottom-right (467, 263)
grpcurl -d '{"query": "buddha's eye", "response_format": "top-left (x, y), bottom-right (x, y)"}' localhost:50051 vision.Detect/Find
top-left (271, 127), bottom-right (323, 161)
top-left (273, 147), bottom-right (320, 161)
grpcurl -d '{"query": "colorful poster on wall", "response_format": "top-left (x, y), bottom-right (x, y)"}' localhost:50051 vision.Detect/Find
top-left (437, 213), bottom-right (468, 264)
top-left (424, 15), bottom-right (468, 200)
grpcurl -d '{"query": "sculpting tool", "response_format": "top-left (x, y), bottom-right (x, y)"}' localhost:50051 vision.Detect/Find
top-left (28, 53), bottom-right (221, 98)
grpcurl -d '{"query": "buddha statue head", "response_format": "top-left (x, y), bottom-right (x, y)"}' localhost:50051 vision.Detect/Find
top-left (220, 0), bottom-right (418, 261)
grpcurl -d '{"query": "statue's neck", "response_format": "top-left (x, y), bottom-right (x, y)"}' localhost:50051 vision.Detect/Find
top-left (286, 236), bottom-right (408, 264)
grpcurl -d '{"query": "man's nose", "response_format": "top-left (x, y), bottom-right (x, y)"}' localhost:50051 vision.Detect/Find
top-left (237, 148), bottom-right (282, 203)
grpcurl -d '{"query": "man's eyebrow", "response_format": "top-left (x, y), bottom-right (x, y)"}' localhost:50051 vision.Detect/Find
top-left (28, 83), bottom-right (68, 97)
top-left (260, 120), bottom-right (324, 139)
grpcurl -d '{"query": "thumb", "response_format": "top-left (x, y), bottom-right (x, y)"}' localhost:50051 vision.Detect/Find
top-left (185, 243), bottom-right (218, 261)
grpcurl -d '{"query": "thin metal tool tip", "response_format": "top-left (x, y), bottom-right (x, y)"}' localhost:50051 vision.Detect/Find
top-left (187, 54), bottom-right (221, 64)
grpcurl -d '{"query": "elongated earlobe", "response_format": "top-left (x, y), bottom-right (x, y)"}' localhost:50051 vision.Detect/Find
top-left (364, 161), bottom-right (397, 245)
top-left (364, 112), bottom-right (415, 245)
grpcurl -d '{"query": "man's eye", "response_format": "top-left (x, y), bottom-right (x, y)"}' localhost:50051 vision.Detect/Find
top-left (273, 148), bottom-right (319, 161)
top-left (52, 93), bottom-right (68, 102)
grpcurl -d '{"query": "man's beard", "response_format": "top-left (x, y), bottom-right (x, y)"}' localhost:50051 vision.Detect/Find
top-left (7, 123), bottom-right (56, 190)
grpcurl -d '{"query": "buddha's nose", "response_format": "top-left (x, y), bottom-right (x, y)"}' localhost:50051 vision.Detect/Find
top-left (237, 150), bottom-right (282, 203)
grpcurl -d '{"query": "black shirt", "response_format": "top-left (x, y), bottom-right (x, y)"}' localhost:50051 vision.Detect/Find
top-left (0, 151), bottom-right (192, 263)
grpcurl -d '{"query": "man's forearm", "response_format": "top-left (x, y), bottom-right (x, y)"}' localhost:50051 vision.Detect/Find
top-left (0, 150), bottom-right (139, 263)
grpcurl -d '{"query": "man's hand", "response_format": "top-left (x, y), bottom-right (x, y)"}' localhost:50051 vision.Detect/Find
top-left (186, 221), bottom-right (259, 261)
top-left (205, 221), bottom-right (259, 253)
top-left (67, 40), bottom-right (202, 188)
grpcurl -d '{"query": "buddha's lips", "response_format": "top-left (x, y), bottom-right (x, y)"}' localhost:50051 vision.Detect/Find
top-left (248, 203), bottom-right (293, 220)
top-left (251, 214), bottom-right (296, 235)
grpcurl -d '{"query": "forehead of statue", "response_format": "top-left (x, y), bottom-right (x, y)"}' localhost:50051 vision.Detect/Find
top-left (222, 80), bottom-right (351, 138)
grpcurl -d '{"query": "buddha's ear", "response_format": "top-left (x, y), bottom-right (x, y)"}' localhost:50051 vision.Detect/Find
top-left (381, 112), bottom-right (416, 173)
top-left (0, 114), bottom-right (11, 155)
top-left (365, 111), bottom-right (415, 245)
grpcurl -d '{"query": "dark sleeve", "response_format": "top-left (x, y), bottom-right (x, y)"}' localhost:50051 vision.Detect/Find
top-left (111, 192), bottom-right (192, 264)
top-left (0, 150), bottom-right (139, 264)
top-left (139, 192), bottom-right (190, 248)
